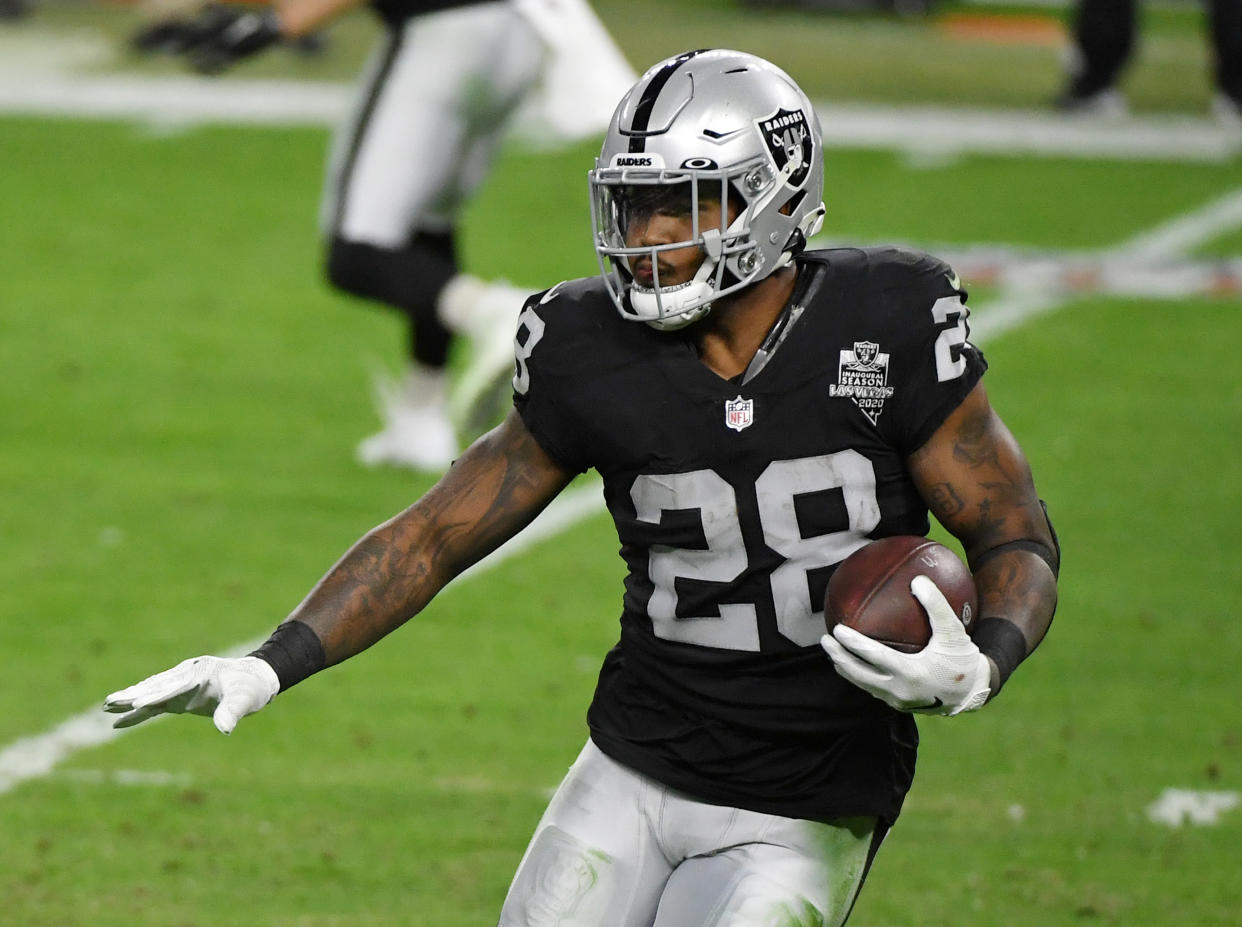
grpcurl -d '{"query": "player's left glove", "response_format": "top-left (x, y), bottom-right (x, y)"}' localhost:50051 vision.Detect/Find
top-left (820, 575), bottom-right (992, 716)
top-left (179, 3), bottom-right (284, 75)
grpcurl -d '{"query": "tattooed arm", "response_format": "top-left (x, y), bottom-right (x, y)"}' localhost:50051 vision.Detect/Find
top-left (288, 409), bottom-right (575, 667)
top-left (102, 410), bottom-right (574, 731)
top-left (820, 380), bottom-right (1057, 713)
top-left (908, 381), bottom-right (1059, 684)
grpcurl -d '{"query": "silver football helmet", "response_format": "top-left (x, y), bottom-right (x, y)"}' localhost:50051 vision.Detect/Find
top-left (589, 49), bottom-right (826, 331)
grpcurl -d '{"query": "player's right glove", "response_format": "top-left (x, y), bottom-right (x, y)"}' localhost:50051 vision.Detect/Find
top-left (175, 3), bottom-right (284, 74)
top-left (103, 655), bottom-right (279, 734)
top-left (131, 16), bottom-right (215, 55)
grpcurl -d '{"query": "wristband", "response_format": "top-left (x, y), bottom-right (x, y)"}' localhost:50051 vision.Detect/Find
top-left (969, 538), bottom-right (1059, 579)
top-left (972, 617), bottom-right (1027, 699)
top-left (249, 619), bottom-right (326, 692)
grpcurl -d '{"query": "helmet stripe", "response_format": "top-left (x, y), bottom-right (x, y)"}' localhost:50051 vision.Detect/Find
top-left (626, 48), bottom-right (711, 153)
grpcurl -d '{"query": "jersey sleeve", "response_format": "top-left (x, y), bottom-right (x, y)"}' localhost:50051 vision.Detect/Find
top-left (511, 284), bottom-right (595, 475)
top-left (874, 250), bottom-right (988, 455)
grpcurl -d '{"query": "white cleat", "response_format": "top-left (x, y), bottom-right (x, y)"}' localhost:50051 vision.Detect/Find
top-left (1212, 92), bottom-right (1242, 129)
top-left (356, 366), bottom-right (459, 472)
top-left (1055, 87), bottom-right (1128, 119)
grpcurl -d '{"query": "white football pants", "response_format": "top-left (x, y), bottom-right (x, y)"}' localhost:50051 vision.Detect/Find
top-left (320, 2), bottom-right (545, 247)
top-left (498, 740), bottom-right (881, 927)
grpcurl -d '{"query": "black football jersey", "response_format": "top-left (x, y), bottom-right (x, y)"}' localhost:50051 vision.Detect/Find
top-left (369, 0), bottom-right (499, 26)
top-left (513, 247), bottom-right (986, 825)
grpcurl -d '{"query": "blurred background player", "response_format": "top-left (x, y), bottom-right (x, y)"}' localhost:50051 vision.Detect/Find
top-left (1056, 0), bottom-right (1242, 122)
top-left (132, 0), bottom-right (634, 470)
top-left (0, 0), bottom-right (29, 21)
top-left (129, 0), bottom-right (329, 57)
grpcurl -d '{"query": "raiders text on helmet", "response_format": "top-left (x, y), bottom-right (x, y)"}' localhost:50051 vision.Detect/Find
top-left (589, 49), bottom-right (826, 330)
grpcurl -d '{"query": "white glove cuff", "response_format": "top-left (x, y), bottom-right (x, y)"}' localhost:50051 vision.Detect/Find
top-left (952, 652), bottom-right (993, 715)
top-left (238, 656), bottom-right (281, 704)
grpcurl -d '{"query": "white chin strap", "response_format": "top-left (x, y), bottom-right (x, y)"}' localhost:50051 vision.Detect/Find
top-left (628, 229), bottom-right (724, 331)
top-left (629, 279), bottom-right (714, 331)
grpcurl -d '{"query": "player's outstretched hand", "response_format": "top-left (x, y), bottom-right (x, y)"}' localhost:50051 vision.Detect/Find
top-left (104, 655), bottom-right (279, 734)
top-left (176, 3), bottom-right (283, 74)
top-left (820, 576), bottom-right (992, 716)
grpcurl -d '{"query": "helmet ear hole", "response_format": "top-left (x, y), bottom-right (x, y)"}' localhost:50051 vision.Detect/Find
top-left (779, 189), bottom-right (805, 217)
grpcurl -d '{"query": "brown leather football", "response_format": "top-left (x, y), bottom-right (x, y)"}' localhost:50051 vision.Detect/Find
top-left (825, 536), bottom-right (977, 653)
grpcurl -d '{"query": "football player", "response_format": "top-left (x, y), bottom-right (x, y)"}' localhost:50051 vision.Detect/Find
top-left (134, 0), bottom-right (633, 469)
top-left (1056, 0), bottom-right (1242, 121)
top-left (106, 50), bottom-right (1060, 926)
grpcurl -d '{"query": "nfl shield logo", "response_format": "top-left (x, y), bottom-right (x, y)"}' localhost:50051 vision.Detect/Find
top-left (725, 395), bottom-right (754, 432)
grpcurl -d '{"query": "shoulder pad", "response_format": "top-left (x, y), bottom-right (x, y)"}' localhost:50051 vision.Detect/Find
top-left (863, 246), bottom-right (958, 293)
top-left (799, 247), bottom-right (962, 301)
top-left (532, 275), bottom-right (611, 311)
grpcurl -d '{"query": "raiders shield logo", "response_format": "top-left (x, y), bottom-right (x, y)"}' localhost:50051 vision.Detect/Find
top-left (852, 340), bottom-right (881, 368)
top-left (757, 107), bottom-right (812, 188)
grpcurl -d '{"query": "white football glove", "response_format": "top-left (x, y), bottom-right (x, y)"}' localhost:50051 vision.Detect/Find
top-left (820, 575), bottom-right (992, 716)
top-left (103, 655), bottom-right (280, 734)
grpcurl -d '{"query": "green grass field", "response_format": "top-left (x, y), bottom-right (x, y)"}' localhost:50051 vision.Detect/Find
top-left (3, 3), bottom-right (1241, 926)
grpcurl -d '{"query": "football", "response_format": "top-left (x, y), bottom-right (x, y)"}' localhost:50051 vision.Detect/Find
top-left (825, 536), bottom-right (977, 653)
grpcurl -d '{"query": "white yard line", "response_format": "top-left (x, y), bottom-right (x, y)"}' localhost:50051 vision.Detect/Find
top-left (0, 479), bottom-right (604, 795)
top-left (970, 290), bottom-right (1060, 342)
top-left (811, 186), bottom-right (1242, 342)
top-left (1, 31), bottom-right (1239, 161)
top-left (971, 186), bottom-right (1242, 340)
top-left (0, 74), bottom-right (355, 128)
top-left (816, 102), bottom-right (1242, 162)
top-left (4, 78), bottom-right (1234, 160)
top-left (1114, 187), bottom-right (1242, 260)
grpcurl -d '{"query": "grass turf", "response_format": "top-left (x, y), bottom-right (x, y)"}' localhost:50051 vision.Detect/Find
top-left (2, 6), bottom-right (1241, 925)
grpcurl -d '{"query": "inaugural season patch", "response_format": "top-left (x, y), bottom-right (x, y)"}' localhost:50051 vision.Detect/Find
top-left (757, 107), bottom-right (812, 187)
top-left (829, 341), bottom-right (895, 425)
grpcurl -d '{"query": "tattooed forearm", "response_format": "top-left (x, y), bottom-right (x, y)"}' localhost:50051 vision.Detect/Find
top-left (973, 548), bottom-right (1059, 651)
top-left (286, 518), bottom-right (438, 665)
top-left (285, 412), bottom-right (572, 666)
